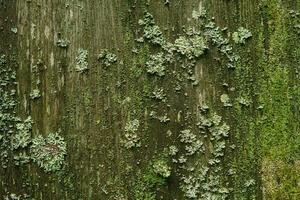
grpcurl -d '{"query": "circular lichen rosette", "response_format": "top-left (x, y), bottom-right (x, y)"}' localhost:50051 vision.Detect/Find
top-left (30, 132), bottom-right (67, 172)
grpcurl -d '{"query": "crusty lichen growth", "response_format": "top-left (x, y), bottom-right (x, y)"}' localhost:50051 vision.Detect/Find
top-left (75, 48), bottom-right (88, 73)
top-left (30, 132), bottom-right (67, 172)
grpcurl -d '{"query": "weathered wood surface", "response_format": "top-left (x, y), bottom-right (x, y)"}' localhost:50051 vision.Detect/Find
top-left (0, 0), bottom-right (299, 199)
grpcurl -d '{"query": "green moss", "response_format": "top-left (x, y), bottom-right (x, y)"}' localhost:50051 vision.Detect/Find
top-left (250, 0), bottom-right (300, 198)
top-left (134, 157), bottom-right (171, 200)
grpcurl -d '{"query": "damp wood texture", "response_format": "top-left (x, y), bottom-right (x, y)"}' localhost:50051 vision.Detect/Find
top-left (0, 0), bottom-right (300, 199)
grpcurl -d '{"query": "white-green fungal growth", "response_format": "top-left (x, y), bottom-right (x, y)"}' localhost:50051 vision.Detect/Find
top-left (232, 27), bottom-right (252, 44)
top-left (98, 49), bottom-right (117, 67)
top-left (75, 48), bottom-right (88, 73)
top-left (30, 132), bottom-right (67, 172)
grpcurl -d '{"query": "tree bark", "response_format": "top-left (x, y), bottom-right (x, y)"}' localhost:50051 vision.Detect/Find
top-left (0, 0), bottom-right (299, 199)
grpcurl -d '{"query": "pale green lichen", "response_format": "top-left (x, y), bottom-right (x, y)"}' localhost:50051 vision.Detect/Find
top-left (204, 22), bottom-right (229, 47)
top-left (232, 27), bottom-right (252, 44)
top-left (98, 49), bottom-right (117, 67)
top-left (220, 94), bottom-right (232, 107)
top-left (0, 54), bottom-right (18, 168)
top-left (56, 39), bottom-right (70, 48)
top-left (138, 12), bottom-right (166, 46)
top-left (75, 48), bottom-right (88, 73)
top-left (152, 159), bottom-right (171, 178)
top-left (192, 7), bottom-right (207, 20)
top-left (168, 145), bottom-right (179, 156)
top-left (30, 132), bottom-right (67, 172)
top-left (146, 53), bottom-right (166, 76)
top-left (237, 96), bottom-right (252, 107)
top-left (150, 111), bottom-right (170, 123)
top-left (179, 129), bottom-right (196, 143)
top-left (174, 35), bottom-right (208, 59)
top-left (180, 129), bottom-right (203, 156)
top-left (151, 87), bottom-right (166, 101)
top-left (178, 111), bottom-right (230, 199)
top-left (29, 89), bottom-right (41, 99)
top-left (11, 116), bottom-right (33, 149)
top-left (10, 27), bottom-right (17, 34)
top-left (123, 119), bottom-right (141, 149)
top-left (13, 152), bottom-right (30, 166)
